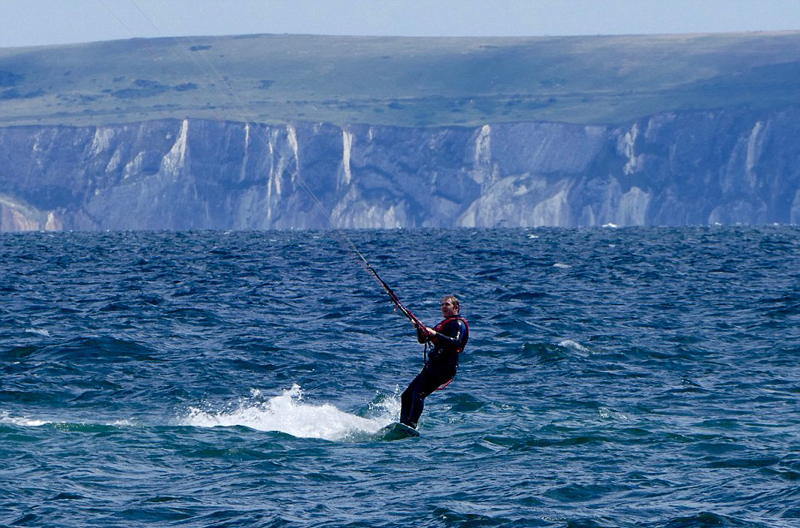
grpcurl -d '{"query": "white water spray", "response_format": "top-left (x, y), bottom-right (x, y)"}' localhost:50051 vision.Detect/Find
top-left (180, 384), bottom-right (400, 441)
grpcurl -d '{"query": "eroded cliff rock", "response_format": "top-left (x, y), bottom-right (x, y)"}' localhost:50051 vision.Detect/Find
top-left (1, 108), bottom-right (798, 231)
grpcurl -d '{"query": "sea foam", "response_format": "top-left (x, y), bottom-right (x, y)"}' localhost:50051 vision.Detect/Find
top-left (180, 384), bottom-right (397, 441)
top-left (0, 411), bottom-right (50, 427)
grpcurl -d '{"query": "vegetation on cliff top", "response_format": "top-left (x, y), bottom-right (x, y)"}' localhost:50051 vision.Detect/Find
top-left (1, 31), bottom-right (800, 128)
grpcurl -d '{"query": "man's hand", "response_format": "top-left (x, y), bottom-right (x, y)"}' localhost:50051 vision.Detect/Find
top-left (413, 321), bottom-right (436, 339)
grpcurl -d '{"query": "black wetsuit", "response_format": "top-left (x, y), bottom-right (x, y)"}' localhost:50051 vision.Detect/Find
top-left (400, 316), bottom-right (469, 428)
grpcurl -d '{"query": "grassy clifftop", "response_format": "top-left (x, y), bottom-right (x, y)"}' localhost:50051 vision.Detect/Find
top-left (1, 31), bottom-right (800, 128)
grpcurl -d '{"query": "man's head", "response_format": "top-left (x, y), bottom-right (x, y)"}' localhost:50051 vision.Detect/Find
top-left (441, 295), bottom-right (460, 318)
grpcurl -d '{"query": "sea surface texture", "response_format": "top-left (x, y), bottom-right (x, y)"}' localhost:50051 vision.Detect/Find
top-left (2, 227), bottom-right (799, 528)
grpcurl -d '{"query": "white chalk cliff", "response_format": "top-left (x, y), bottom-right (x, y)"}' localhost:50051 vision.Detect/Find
top-left (1, 107), bottom-right (799, 231)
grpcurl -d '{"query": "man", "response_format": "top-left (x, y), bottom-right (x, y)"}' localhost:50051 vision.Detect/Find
top-left (399, 295), bottom-right (469, 429)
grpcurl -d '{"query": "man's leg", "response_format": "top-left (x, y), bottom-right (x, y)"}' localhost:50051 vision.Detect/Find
top-left (400, 368), bottom-right (450, 428)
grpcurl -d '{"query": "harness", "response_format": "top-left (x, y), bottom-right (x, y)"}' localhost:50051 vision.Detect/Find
top-left (424, 316), bottom-right (469, 391)
top-left (433, 316), bottom-right (469, 352)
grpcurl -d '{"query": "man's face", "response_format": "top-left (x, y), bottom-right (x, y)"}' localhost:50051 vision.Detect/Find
top-left (441, 299), bottom-right (458, 318)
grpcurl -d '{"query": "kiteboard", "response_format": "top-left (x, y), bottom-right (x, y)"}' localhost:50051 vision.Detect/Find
top-left (378, 422), bottom-right (420, 440)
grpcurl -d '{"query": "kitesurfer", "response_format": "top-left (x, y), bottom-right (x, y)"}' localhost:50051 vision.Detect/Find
top-left (399, 295), bottom-right (469, 429)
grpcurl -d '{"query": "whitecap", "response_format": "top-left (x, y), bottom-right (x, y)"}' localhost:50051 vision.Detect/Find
top-left (599, 407), bottom-right (629, 421)
top-left (558, 339), bottom-right (589, 353)
top-left (0, 411), bottom-right (50, 427)
top-left (109, 418), bottom-right (138, 427)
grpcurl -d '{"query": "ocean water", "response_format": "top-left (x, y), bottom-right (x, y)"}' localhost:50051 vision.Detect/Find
top-left (1, 226), bottom-right (799, 528)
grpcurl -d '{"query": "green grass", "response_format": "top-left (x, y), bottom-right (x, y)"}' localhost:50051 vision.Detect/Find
top-left (1, 31), bottom-right (800, 128)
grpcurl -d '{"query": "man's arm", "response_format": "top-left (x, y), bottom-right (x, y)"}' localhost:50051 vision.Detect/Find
top-left (431, 319), bottom-right (466, 348)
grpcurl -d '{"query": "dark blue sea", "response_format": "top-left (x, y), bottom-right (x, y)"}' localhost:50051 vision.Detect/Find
top-left (2, 227), bottom-right (799, 528)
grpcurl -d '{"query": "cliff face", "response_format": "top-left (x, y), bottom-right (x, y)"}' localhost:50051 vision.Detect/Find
top-left (1, 108), bottom-right (799, 231)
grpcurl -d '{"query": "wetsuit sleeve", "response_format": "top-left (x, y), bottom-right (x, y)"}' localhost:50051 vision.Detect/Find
top-left (434, 319), bottom-right (467, 350)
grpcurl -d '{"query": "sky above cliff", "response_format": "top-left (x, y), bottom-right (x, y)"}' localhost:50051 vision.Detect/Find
top-left (2, 0), bottom-right (800, 48)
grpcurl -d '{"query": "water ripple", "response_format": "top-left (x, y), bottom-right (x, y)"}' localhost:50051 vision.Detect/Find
top-left (1, 227), bottom-right (799, 527)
